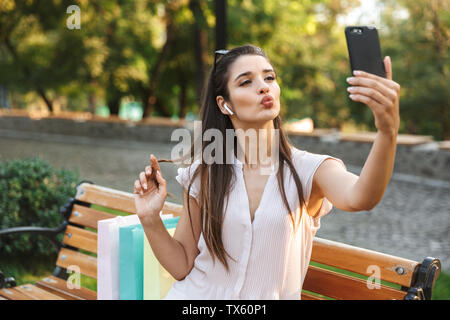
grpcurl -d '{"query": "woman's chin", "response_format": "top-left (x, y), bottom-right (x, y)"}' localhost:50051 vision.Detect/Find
top-left (251, 112), bottom-right (279, 124)
top-left (261, 106), bottom-right (280, 119)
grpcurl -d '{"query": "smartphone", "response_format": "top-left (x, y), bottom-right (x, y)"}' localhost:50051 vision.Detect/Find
top-left (345, 26), bottom-right (386, 78)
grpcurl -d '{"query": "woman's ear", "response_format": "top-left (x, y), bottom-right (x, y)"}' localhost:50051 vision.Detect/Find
top-left (216, 96), bottom-right (234, 116)
top-left (224, 103), bottom-right (234, 115)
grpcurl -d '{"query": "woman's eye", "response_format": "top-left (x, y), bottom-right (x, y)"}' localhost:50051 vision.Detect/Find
top-left (240, 76), bottom-right (275, 86)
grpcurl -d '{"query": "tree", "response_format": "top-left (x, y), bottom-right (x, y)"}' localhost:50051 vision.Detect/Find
top-left (380, 0), bottom-right (449, 140)
top-left (0, 0), bottom-right (78, 112)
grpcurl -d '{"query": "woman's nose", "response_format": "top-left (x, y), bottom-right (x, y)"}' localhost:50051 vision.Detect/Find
top-left (259, 86), bottom-right (269, 94)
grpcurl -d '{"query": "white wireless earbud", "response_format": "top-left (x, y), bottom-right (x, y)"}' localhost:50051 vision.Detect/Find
top-left (224, 103), bottom-right (234, 115)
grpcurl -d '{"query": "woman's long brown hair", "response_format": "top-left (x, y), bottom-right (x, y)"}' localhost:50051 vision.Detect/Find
top-left (161, 44), bottom-right (306, 271)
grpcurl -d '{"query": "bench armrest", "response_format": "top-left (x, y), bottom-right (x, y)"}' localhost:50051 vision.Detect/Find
top-left (0, 189), bottom-right (81, 253)
top-left (0, 270), bottom-right (16, 289)
top-left (405, 257), bottom-right (441, 300)
top-left (0, 222), bottom-right (68, 253)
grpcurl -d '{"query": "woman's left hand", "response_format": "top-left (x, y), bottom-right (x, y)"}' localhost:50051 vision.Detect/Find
top-left (346, 56), bottom-right (400, 136)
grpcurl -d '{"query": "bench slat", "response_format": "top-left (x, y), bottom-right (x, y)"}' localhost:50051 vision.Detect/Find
top-left (13, 284), bottom-right (65, 300)
top-left (36, 276), bottom-right (97, 300)
top-left (70, 204), bottom-right (116, 229)
top-left (0, 288), bottom-right (33, 300)
top-left (301, 292), bottom-right (326, 300)
top-left (303, 266), bottom-right (406, 300)
top-left (56, 248), bottom-right (97, 279)
top-left (75, 183), bottom-right (181, 217)
top-left (63, 225), bottom-right (98, 254)
top-left (76, 183), bottom-right (136, 214)
top-left (311, 237), bottom-right (418, 287)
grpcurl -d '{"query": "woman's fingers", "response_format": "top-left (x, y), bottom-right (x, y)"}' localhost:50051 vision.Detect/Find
top-left (384, 56), bottom-right (393, 80)
top-left (150, 154), bottom-right (161, 173)
top-left (347, 86), bottom-right (392, 107)
top-left (139, 171), bottom-right (148, 191)
top-left (145, 165), bottom-right (152, 177)
top-left (134, 179), bottom-right (143, 195)
top-left (349, 93), bottom-right (384, 113)
top-left (134, 154), bottom-right (165, 196)
top-left (347, 76), bottom-right (397, 102)
top-left (351, 70), bottom-right (400, 94)
top-left (154, 170), bottom-right (167, 197)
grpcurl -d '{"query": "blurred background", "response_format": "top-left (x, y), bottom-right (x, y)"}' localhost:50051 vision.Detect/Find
top-left (0, 0), bottom-right (449, 299)
top-left (0, 0), bottom-right (448, 139)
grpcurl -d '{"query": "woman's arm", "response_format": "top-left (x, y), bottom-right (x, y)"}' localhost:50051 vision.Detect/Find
top-left (140, 191), bottom-right (201, 281)
top-left (312, 56), bottom-right (400, 212)
top-left (134, 155), bottom-right (202, 281)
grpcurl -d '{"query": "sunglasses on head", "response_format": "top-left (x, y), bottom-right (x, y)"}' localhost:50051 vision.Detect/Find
top-left (214, 49), bottom-right (229, 69)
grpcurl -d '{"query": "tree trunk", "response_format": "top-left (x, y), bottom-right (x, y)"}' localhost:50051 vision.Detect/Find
top-left (154, 99), bottom-right (171, 118)
top-left (189, 0), bottom-right (208, 105)
top-left (107, 97), bottom-right (120, 116)
top-left (37, 88), bottom-right (53, 112)
top-left (88, 93), bottom-right (97, 114)
top-left (87, 80), bottom-right (98, 114)
top-left (143, 5), bottom-right (176, 118)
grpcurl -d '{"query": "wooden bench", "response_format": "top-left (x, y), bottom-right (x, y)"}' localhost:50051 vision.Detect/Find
top-left (0, 182), bottom-right (441, 300)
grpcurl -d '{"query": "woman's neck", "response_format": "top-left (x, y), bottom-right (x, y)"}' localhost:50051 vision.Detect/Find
top-left (234, 120), bottom-right (277, 168)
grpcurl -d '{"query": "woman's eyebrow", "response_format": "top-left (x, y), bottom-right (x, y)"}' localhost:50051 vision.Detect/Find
top-left (234, 69), bottom-right (276, 82)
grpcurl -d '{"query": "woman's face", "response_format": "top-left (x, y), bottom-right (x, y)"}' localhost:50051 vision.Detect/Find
top-left (217, 54), bottom-right (281, 127)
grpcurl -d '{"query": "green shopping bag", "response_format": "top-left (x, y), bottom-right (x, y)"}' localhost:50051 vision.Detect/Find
top-left (119, 224), bottom-right (144, 300)
top-left (143, 216), bottom-right (180, 300)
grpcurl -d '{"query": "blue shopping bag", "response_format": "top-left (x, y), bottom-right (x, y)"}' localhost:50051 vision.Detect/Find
top-left (119, 224), bottom-right (144, 300)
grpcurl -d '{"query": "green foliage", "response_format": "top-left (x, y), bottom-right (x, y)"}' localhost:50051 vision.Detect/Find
top-left (380, 0), bottom-right (449, 141)
top-left (0, 156), bottom-right (79, 260)
top-left (0, 0), bottom-right (448, 139)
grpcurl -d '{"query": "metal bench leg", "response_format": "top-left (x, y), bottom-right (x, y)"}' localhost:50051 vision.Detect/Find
top-left (405, 257), bottom-right (441, 300)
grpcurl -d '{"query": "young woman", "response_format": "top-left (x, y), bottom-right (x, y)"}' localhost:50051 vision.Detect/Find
top-left (133, 45), bottom-right (400, 299)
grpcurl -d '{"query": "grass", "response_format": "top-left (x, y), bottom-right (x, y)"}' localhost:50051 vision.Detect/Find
top-left (432, 270), bottom-right (450, 300)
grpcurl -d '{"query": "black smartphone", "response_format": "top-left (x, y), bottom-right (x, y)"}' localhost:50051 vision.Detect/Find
top-left (345, 26), bottom-right (386, 78)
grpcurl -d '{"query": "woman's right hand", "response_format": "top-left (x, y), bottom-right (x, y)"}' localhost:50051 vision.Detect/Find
top-left (133, 154), bottom-right (167, 226)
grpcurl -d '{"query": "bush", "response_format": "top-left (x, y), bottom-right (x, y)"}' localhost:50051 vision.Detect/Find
top-left (0, 156), bottom-right (79, 261)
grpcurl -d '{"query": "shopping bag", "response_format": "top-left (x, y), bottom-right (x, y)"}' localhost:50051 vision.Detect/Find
top-left (119, 223), bottom-right (145, 300)
top-left (97, 214), bottom-right (140, 300)
top-left (117, 214), bottom-right (174, 300)
top-left (143, 216), bottom-right (180, 300)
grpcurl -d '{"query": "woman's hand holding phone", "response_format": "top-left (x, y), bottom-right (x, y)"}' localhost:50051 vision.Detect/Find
top-left (346, 56), bottom-right (400, 137)
top-left (133, 154), bottom-right (167, 226)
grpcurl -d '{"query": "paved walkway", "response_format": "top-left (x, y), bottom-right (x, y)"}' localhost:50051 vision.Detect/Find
top-left (1, 131), bottom-right (449, 271)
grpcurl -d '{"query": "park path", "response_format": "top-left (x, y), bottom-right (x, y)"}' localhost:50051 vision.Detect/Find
top-left (1, 132), bottom-right (449, 271)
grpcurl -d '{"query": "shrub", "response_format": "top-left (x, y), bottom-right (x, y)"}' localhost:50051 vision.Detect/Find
top-left (0, 156), bottom-right (79, 261)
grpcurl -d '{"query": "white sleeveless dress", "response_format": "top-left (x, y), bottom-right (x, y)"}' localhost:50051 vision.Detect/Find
top-left (164, 146), bottom-right (346, 300)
